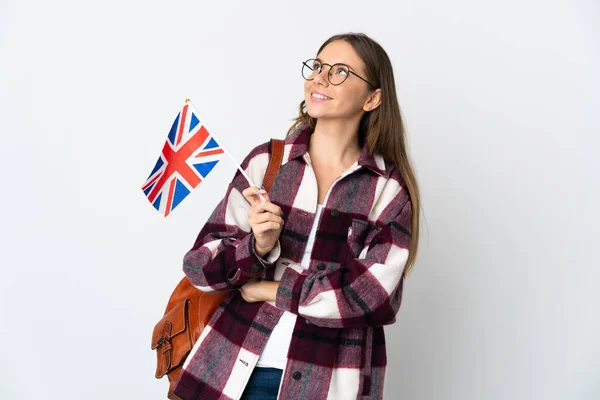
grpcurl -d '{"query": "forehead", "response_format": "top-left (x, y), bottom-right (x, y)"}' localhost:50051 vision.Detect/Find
top-left (316, 40), bottom-right (365, 72)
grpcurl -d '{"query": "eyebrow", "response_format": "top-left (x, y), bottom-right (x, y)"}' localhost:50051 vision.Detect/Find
top-left (314, 57), bottom-right (358, 72)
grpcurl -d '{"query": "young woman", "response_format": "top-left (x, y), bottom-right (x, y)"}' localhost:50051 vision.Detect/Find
top-left (174, 32), bottom-right (420, 400)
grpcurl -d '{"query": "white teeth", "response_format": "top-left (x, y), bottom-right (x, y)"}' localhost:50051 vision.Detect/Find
top-left (312, 93), bottom-right (331, 100)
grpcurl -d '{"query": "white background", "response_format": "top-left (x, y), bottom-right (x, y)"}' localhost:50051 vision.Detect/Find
top-left (1, 0), bottom-right (599, 399)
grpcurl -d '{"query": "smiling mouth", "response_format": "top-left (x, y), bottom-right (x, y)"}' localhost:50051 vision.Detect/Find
top-left (311, 93), bottom-right (332, 100)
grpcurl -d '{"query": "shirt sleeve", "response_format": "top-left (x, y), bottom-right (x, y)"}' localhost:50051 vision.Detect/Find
top-left (275, 197), bottom-right (412, 328)
top-left (182, 143), bottom-right (282, 292)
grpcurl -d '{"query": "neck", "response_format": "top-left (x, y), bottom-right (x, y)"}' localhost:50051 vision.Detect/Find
top-left (309, 119), bottom-right (362, 168)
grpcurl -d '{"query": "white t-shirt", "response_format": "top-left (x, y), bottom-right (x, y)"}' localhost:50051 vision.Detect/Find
top-left (256, 204), bottom-right (324, 369)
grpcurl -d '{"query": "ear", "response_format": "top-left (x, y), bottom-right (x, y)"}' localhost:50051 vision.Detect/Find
top-left (363, 88), bottom-right (382, 112)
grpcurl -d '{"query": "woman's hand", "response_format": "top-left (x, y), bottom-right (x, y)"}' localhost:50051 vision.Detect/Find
top-left (239, 279), bottom-right (280, 303)
top-left (242, 186), bottom-right (284, 257)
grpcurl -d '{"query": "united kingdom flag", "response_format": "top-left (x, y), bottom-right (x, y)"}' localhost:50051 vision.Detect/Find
top-left (142, 102), bottom-right (225, 216)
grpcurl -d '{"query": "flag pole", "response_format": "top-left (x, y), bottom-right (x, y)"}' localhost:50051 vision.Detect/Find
top-left (185, 99), bottom-right (267, 201)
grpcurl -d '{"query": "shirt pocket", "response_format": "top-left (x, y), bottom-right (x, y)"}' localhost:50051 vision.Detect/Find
top-left (346, 218), bottom-right (381, 260)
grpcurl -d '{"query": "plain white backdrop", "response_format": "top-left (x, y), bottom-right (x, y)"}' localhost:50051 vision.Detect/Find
top-left (1, 0), bottom-right (598, 399)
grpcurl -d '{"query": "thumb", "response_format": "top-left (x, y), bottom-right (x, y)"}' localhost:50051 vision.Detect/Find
top-left (257, 186), bottom-right (270, 202)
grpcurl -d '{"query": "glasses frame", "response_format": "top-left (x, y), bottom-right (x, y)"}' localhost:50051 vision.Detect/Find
top-left (302, 58), bottom-right (375, 87)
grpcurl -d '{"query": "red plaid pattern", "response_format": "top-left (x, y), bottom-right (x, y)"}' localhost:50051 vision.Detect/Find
top-left (175, 127), bottom-right (412, 400)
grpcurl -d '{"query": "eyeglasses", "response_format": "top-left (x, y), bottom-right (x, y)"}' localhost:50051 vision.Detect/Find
top-left (302, 58), bottom-right (375, 87)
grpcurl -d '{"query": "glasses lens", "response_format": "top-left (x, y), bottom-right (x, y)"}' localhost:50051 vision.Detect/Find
top-left (302, 59), bottom-right (320, 80)
top-left (328, 64), bottom-right (349, 85)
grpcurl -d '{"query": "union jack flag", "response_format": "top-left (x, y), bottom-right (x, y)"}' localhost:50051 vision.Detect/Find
top-left (142, 102), bottom-right (225, 216)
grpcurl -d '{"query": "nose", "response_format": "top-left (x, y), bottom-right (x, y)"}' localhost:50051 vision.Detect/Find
top-left (312, 67), bottom-right (329, 86)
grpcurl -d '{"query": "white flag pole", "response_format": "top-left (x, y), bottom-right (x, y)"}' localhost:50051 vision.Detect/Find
top-left (185, 98), bottom-right (267, 201)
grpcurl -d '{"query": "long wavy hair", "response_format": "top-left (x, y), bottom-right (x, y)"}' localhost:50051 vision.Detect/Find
top-left (287, 32), bottom-right (421, 275)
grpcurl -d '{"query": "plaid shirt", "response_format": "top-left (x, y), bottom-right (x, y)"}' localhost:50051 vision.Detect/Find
top-left (175, 127), bottom-right (412, 400)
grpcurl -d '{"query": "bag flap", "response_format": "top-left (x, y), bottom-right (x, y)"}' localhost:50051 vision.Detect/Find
top-left (151, 300), bottom-right (189, 350)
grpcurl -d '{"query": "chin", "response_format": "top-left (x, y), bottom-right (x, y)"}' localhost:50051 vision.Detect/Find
top-left (306, 110), bottom-right (321, 119)
top-left (305, 103), bottom-right (326, 119)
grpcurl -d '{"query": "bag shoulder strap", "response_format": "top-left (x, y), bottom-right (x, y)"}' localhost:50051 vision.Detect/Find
top-left (263, 139), bottom-right (284, 192)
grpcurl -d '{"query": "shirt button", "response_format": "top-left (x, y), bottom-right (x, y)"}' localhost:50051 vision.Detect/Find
top-left (305, 319), bottom-right (311, 325)
top-left (251, 264), bottom-right (261, 273)
top-left (331, 209), bottom-right (340, 217)
top-left (316, 262), bottom-right (326, 271)
top-left (292, 371), bottom-right (302, 380)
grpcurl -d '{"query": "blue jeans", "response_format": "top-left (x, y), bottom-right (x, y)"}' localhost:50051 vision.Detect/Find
top-left (240, 367), bottom-right (283, 400)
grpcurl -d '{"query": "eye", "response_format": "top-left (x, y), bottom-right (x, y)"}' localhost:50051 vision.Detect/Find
top-left (311, 61), bottom-right (322, 72)
top-left (332, 65), bottom-right (348, 76)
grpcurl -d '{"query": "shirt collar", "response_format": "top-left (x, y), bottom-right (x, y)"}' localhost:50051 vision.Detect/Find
top-left (284, 125), bottom-right (391, 177)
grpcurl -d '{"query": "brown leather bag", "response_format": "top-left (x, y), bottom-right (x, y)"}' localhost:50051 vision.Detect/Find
top-left (151, 138), bottom-right (285, 399)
